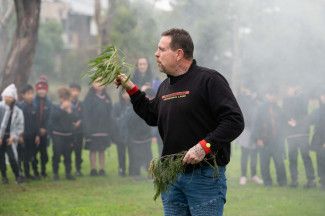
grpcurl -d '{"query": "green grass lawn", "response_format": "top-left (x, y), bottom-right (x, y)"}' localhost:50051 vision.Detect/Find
top-left (0, 143), bottom-right (324, 216)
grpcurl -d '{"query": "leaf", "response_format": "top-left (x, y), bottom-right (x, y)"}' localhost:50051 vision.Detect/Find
top-left (83, 45), bottom-right (133, 86)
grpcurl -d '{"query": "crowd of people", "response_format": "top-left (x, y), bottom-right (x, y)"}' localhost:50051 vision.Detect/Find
top-left (237, 84), bottom-right (325, 189)
top-left (0, 57), bottom-right (324, 191)
top-left (0, 57), bottom-right (161, 184)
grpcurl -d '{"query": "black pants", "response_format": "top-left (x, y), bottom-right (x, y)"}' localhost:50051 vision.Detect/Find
top-left (23, 135), bottom-right (38, 177)
top-left (52, 135), bottom-right (72, 176)
top-left (72, 134), bottom-right (83, 172)
top-left (35, 135), bottom-right (49, 175)
top-left (0, 136), bottom-right (20, 178)
top-left (116, 142), bottom-right (127, 174)
top-left (17, 143), bottom-right (24, 175)
top-left (259, 144), bottom-right (287, 186)
top-left (316, 148), bottom-right (325, 186)
top-left (128, 139), bottom-right (152, 176)
top-left (287, 136), bottom-right (315, 183)
top-left (241, 146), bottom-right (257, 177)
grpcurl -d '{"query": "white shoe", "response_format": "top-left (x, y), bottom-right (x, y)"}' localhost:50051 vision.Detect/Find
top-left (251, 175), bottom-right (263, 185)
top-left (239, 176), bottom-right (247, 185)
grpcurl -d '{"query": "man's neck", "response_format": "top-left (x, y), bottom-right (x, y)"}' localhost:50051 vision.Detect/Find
top-left (170, 59), bottom-right (193, 77)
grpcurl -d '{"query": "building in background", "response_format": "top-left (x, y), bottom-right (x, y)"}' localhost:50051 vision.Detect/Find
top-left (41, 0), bottom-right (97, 50)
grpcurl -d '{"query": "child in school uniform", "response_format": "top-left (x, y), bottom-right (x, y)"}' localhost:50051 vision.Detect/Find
top-left (0, 84), bottom-right (24, 184)
top-left (69, 83), bottom-right (84, 176)
top-left (18, 84), bottom-right (40, 180)
top-left (34, 75), bottom-right (52, 177)
top-left (49, 87), bottom-right (77, 181)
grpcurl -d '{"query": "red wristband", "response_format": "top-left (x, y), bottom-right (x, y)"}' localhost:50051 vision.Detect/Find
top-left (199, 139), bottom-right (212, 154)
top-left (127, 85), bottom-right (139, 96)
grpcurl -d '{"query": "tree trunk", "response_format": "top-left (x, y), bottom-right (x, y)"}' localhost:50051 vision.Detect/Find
top-left (0, 0), bottom-right (41, 92)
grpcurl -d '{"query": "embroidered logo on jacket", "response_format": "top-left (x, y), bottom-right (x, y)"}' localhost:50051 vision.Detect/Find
top-left (161, 91), bottom-right (190, 101)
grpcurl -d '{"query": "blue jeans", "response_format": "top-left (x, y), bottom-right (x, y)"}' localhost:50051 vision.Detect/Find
top-left (161, 166), bottom-right (227, 216)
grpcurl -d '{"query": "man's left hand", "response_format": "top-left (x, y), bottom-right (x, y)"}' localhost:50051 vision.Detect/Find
top-left (183, 143), bottom-right (206, 165)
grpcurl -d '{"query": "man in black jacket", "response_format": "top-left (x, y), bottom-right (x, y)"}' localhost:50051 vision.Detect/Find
top-left (115, 28), bottom-right (244, 216)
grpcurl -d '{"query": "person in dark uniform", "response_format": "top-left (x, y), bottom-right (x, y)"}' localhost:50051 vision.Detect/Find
top-left (283, 84), bottom-right (315, 188)
top-left (311, 87), bottom-right (325, 190)
top-left (49, 87), bottom-right (77, 181)
top-left (17, 84), bottom-right (40, 180)
top-left (252, 88), bottom-right (287, 187)
top-left (112, 90), bottom-right (132, 177)
top-left (127, 88), bottom-right (154, 177)
top-left (69, 83), bottom-right (84, 176)
top-left (83, 80), bottom-right (113, 176)
top-left (33, 75), bottom-right (52, 178)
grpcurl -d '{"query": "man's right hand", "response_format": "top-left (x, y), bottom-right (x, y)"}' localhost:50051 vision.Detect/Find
top-left (115, 74), bottom-right (135, 91)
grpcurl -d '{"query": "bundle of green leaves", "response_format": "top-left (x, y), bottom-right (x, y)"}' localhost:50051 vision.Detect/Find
top-left (148, 152), bottom-right (219, 201)
top-left (84, 46), bottom-right (132, 86)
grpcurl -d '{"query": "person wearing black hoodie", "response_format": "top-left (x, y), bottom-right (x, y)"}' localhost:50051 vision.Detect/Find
top-left (49, 87), bottom-right (77, 181)
top-left (83, 81), bottom-right (113, 176)
top-left (17, 84), bottom-right (40, 180)
top-left (311, 88), bottom-right (325, 190)
top-left (115, 29), bottom-right (244, 216)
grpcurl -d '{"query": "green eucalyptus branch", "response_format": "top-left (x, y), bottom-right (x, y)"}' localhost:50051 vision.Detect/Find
top-left (83, 45), bottom-right (133, 86)
top-left (148, 152), bottom-right (219, 201)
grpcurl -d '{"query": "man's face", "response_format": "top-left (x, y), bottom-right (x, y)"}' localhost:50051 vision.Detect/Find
top-left (155, 36), bottom-right (178, 74)
top-left (22, 90), bottom-right (34, 103)
top-left (70, 88), bottom-right (80, 100)
top-left (36, 89), bottom-right (47, 98)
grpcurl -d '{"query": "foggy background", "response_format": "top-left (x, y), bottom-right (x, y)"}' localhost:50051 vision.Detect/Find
top-left (1, 0), bottom-right (324, 95)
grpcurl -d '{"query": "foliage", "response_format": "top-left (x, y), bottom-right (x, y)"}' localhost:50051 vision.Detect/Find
top-left (84, 45), bottom-right (132, 86)
top-left (148, 152), bottom-right (218, 201)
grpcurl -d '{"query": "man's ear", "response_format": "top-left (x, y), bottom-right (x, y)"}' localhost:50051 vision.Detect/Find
top-left (176, 49), bottom-right (184, 61)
